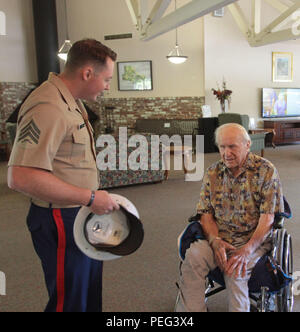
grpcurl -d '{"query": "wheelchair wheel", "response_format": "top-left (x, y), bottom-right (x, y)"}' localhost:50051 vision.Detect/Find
top-left (275, 229), bottom-right (294, 312)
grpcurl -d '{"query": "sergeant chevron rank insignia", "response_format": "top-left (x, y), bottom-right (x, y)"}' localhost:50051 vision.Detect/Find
top-left (17, 120), bottom-right (41, 147)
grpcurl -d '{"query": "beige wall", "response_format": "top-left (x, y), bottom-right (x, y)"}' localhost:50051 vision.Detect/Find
top-left (2, 0), bottom-right (300, 120)
top-left (204, 5), bottom-right (300, 126)
top-left (0, 0), bottom-right (37, 82)
top-left (65, 0), bottom-right (205, 98)
top-left (0, 0), bottom-right (204, 97)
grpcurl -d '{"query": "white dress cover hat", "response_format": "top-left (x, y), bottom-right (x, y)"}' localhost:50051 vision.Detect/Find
top-left (74, 194), bottom-right (144, 261)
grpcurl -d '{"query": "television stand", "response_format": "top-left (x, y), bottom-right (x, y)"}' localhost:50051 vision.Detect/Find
top-left (264, 119), bottom-right (300, 145)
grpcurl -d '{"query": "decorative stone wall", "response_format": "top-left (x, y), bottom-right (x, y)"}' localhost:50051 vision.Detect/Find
top-left (0, 82), bottom-right (37, 122)
top-left (0, 82), bottom-right (205, 138)
top-left (86, 96), bottom-right (205, 135)
top-left (0, 83), bottom-right (37, 157)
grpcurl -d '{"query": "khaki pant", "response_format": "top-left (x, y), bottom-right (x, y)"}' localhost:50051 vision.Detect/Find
top-left (175, 239), bottom-right (271, 312)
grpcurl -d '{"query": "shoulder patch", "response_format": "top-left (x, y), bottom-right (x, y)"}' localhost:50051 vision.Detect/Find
top-left (18, 120), bottom-right (41, 146)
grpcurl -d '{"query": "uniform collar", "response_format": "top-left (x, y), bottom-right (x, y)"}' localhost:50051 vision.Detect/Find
top-left (48, 72), bottom-right (80, 113)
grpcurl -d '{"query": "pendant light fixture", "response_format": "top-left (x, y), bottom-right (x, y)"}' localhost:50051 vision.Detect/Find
top-left (58, 39), bottom-right (72, 61)
top-left (166, 0), bottom-right (188, 64)
top-left (58, 0), bottom-right (72, 61)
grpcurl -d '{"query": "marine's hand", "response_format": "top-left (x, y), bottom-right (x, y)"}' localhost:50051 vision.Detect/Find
top-left (89, 190), bottom-right (119, 215)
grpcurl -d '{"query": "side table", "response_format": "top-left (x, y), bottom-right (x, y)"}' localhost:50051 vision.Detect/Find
top-left (163, 145), bottom-right (193, 181)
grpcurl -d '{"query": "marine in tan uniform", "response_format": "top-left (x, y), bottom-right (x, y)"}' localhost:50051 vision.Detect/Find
top-left (7, 39), bottom-right (119, 312)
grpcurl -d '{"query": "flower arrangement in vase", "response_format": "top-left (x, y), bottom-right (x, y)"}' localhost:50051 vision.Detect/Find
top-left (212, 79), bottom-right (232, 113)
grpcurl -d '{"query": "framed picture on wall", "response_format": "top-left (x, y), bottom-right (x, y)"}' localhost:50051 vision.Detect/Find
top-left (117, 61), bottom-right (153, 91)
top-left (272, 52), bottom-right (293, 82)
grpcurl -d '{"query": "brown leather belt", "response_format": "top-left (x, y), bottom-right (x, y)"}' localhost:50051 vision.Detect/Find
top-left (30, 198), bottom-right (80, 209)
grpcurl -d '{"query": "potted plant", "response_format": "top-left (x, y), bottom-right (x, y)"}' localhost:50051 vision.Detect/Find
top-left (212, 79), bottom-right (232, 113)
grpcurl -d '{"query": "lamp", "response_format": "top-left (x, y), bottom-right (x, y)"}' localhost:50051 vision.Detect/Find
top-left (58, 39), bottom-right (72, 61)
top-left (57, 0), bottom-right (72, 61)
top-left (166, 42), bottom-right (188, 64)
top-left (166, 0), bottom-right (188, 64)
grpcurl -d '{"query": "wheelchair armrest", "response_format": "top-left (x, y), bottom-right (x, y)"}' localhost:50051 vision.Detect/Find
top-left (188, 213), bottom-right (201, 223)
top-left (273, 217), bottom-right (284, 229)
top-left (178, 220), bottom-right (205, 260)
top-left (273, 196), bottom-right (292, 229)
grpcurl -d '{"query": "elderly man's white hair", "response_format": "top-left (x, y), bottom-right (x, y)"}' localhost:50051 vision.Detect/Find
top-left (215, 123), bottom-right (252, 146)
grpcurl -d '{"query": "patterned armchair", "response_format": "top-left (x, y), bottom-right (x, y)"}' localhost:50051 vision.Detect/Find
top-left (218, 113), bottom-right (266, 156)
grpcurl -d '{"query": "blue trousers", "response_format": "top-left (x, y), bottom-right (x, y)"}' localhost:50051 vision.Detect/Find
top-left (26, 204), bottom-right (103, 312)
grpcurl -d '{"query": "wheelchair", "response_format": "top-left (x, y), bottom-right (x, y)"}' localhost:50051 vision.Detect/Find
top-left (176, 198), bottom-right (293, 312)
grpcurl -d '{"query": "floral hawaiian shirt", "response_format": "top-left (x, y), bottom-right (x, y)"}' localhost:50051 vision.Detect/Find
top-left (197, 153), bottom-right (284, 248)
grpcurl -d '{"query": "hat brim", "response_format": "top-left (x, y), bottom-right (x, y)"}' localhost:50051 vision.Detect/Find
top-left (74, 204), bottom-right (144, 261)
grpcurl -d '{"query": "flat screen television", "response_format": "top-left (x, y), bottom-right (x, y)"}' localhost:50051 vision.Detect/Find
top-left (262, 88), bottom-right (300, 118)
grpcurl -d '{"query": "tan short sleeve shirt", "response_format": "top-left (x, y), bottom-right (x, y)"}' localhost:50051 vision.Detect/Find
top-left (197, 153), bottom-right (284, 247)
top-left (8, 73), bottom-right (99, 191)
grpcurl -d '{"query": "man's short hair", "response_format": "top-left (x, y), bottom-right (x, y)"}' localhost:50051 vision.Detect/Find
top-left (65, 38), bottom-right (117, 71)
top-left (215, 123), bottom-right (252, 146)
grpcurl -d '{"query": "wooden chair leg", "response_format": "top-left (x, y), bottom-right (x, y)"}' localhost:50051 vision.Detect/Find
top-left (164, 170), bottom-right (169, 180)
top-left (5, 144), bottom-right (10, 161)
top-left (0, 143), bottom-right (10, 161)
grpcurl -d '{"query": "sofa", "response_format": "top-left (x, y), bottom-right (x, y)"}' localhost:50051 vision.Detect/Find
top-left (134, 118), bottom-right (199, 154)
top-left (96, 133), bottom-right (165, 189)
top-left (135, 118), bottom-right (198, 136)
top-left (218, 113), bottom-right (266, 156)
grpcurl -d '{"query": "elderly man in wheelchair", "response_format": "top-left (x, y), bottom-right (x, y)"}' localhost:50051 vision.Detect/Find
top-left (175, 123), bottom-right (293, 312)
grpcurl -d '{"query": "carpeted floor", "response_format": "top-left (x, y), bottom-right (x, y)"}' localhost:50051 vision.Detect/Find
top-left (0, 145), bottom-right (299, 312)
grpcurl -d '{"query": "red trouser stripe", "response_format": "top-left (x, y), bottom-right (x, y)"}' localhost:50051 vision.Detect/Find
top-left (52, 209), bottom-right (66, 313)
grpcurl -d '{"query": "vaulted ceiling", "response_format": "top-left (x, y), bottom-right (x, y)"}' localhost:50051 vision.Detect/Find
top-left (125, 0), bottom-right (300, 46)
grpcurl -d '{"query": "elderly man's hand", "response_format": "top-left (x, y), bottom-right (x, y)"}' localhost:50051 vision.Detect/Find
top-left (211, 238), bottom-right (236, 272)
top-left (224, 246), bottom-right (252, 279)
